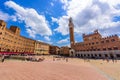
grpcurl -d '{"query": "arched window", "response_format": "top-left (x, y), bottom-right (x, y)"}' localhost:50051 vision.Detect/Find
top-left (101, 41), bottom-right (104, 43)
top-left (108, 48), bottom-right (112, 50)
top-left (106, 40), bottom-right (109, 43)
top-left (103, 48), bottom-right (106, 51)
top-left (113, 46), bottom-right (118, 50)
top-left (111, 39), bottom-right (115, 42)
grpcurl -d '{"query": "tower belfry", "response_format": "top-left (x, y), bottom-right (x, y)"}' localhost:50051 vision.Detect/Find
top-left (69, 17), bottom-right (75, 48)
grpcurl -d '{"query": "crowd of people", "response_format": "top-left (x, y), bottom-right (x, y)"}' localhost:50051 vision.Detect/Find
top-left (83, 55), bottom-right (118, 63)
top-left (0, 54), bottom-right (45, 62)
top-left (25, 55), bottom-right (45, 62)
top-left (0, 54), bottom-right (119, 63)
top-left (53, 55), bottom-right (69, 62)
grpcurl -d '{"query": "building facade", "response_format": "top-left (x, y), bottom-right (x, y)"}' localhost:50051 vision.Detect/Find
top-left (34, 41), bottom-right (50, 55)
top-left (75, 30), bottom-right (120, 52)
top-left (49, 46), bottom-right (60, 55)
top-left (68, 18), bottom-right (120, 58)
top-left (0, 20), bottom-right (35, 54)
top-left (0, 20), bottom-right (50, 55)
top-left (59, 46), bottom-right (70, 56)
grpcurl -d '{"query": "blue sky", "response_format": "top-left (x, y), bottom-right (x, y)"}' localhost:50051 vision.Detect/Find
top-left (0, 0), bottom-right (120, 47)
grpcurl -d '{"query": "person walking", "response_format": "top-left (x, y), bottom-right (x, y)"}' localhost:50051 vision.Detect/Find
top-left (66, 58), bottom-right (68, 62)
top-left (1, 55), bottom-right (5, 62)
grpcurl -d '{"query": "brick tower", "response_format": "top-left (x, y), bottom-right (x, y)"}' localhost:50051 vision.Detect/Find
top-left (69, 17), bottom-right (75, 48)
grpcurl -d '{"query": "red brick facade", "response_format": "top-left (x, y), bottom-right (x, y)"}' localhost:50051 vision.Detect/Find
top-left (49, 46), bottom-right (60, 55)
top-left (74, 30), bottom-right (120, 52)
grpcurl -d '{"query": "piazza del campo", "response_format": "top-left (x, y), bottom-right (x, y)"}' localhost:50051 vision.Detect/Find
top-left (0, 0), bottom-right (120, 80)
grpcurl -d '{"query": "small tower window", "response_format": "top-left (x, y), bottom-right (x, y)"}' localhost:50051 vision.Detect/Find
top-left (111, 39), bottom-right (115, 42)
top-left (101, 41), bottom-right (104, 43)
top-left (106, 40), bottom-right (109, 43)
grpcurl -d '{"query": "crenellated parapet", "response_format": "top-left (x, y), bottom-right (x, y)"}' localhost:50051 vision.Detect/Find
top-left (83, 29), bottom-right (100, 38)
top-left (102, 34), bottom-right (118, 40)
top-left (0, 20), bottom-right (6, 30)
top-left (83, 30), bottom-right (102, 41)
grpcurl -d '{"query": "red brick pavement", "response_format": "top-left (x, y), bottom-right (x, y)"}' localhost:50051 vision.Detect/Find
top-left (0, 59), bottom-right (109, 80)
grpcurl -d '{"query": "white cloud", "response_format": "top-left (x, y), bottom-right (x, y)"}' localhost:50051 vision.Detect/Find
top-left (0, 11), bottom-right (10, 21)
top-left (60, 0), bottom-right (69, 10)
top-left (50, 2), bottom-right (54, 6)
top-left (4, 1), bottom-right (52, 38)
top-left (51, 17), bottom-right (58, 22)
top-left (44, 36), bottom-right (51, 41)
top-left (37, 40), bottom-right (44, 42)
top-left (10, 15), bottom-right (17, 21)
top-left (54, 0), bottom-right (120, 37)
top-left (53, 16), bottom-right (69, 35)
top-left (67, 44), bottom-right (70, 47)
top-left (57, 37), bottom-right (69, 44)
top-left (0, 10), bottom-right (17, 21)
top-left (37, 39), bottom-right (52, 45)
top-left (46, 41), bottom-right (52, 45)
